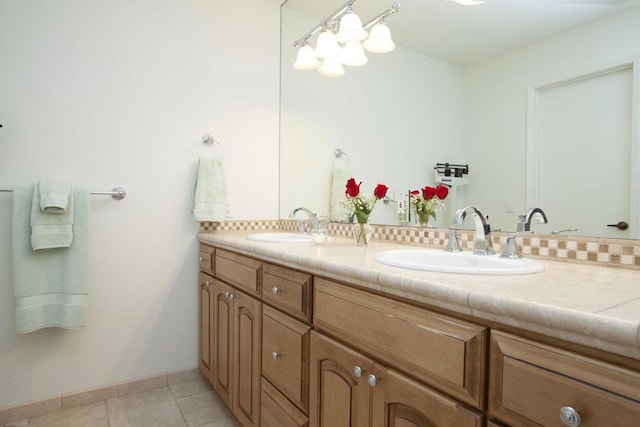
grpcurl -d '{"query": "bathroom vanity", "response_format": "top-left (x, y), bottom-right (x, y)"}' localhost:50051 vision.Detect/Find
top-left (197, 232), bottom-right (640, 427)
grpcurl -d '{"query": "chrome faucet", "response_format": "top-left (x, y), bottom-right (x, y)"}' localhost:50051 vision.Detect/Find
top-left (289, 207), bottom-right (318, 233)
top-left (517, 208), bottom-right (548, 232)
top-left (451, 206), bottom-right (494, 255)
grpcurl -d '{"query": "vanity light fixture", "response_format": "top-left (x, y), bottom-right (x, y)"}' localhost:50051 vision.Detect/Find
top-left (292, 0), bottom-right (402, 77)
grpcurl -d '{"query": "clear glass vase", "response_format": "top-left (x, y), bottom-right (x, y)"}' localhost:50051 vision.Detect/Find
top-left (417, 211), bottom-right (431, 228)
top-left (352, 222), bottom-right (373, 246)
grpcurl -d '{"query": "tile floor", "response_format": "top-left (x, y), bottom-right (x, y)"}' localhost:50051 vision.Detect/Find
top-left (4, 377), bottom-right (240, 427)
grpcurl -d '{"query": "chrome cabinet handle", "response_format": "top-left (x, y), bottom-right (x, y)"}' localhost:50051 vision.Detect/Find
top-left (272, 286), bottom-right (283, 295)
top-left (559, 406), bottom-right (581, 427)
top-left (224, 291), bottom-right (236, 300)
top-left (272, 351), bottom-right (284, 360)
top-left (353, 365), bottom-right (364, 378)
top-left (367, 373), bottom-right (378, 387)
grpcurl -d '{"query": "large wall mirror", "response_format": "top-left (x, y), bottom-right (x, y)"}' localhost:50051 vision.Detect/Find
top-left (280, 0), bottom-right (640, 239)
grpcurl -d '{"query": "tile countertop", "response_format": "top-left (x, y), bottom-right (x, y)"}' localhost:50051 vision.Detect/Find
top-left (198, 231), bottom-right (640, 361)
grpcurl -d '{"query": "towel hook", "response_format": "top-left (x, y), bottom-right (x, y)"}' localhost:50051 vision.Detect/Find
top-left (197, 134), bottom-right (223, 159)
top-left (334, 148), bottom-right (350, 162)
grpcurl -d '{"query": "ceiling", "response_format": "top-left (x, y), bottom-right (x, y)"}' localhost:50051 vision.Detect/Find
top-left (283, 0), bottom-right (638, 66)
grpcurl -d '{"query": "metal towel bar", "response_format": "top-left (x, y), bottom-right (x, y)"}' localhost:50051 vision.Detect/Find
top-left (0, 186), bottom-right (127, 200)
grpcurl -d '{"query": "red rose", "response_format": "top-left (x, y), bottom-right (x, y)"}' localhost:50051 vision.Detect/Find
top-left (374, 184), bottom-right (389, 199)
top-left (435, 184), bottom-right (449, 200)
top-left (422, 186), bottom-right (437, 200)
top-left (410, 190), bottom-right (420, 197)
top-left (345, 178), bottom-right (361, 198)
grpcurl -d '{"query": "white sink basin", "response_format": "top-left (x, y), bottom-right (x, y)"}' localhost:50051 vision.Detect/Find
top-left (374, 249), bottom-right (544, 275)
top-left (246, 232), bottom-right (313, 243)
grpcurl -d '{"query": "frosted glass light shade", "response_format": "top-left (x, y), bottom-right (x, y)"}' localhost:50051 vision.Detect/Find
top-left (341, 41), bottom-right (368, 67)
top-left (315, 30), bottom-right (341, 58)
top-left (293, 45), bottom-right (320, 70)
top-left (318, 55), bottom-right (345, 77)
top-left (363, 23), bottom-right (395, 53)
top-left (336, 12), bottom-right (368, 43)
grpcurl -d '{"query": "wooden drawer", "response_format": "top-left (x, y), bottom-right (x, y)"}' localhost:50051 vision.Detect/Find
top-left (314, 278), bottom-right (487, 409)
top-left (263, 263), bottom-right (312, 323)
top-left (215, 249), bottom-right (262, 296)
top-left (262, 305), bottom-right (310, 412)
top-left (489, 331), bottom-right (640, 426)
top-left (198, 245), bottom-right (214, 275)
top-left (261, 377), bottom-right (309, 427)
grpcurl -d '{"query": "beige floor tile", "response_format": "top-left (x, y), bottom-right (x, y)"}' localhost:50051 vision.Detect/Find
top-left (108, 401), bottom-right (186, 427)
top-left (28, 402), bottom-right (107, 427)
top-left (3, 419), bottom-right (29, 427)
top-left (118, 374), bottom-right (167, 396)
top-left (196, 417), bottom-right (241, 427)
top-left (169, 379), bottom-right (214, 400)
top-left (176, 391), bottom-right (232, 427)
top-left (107, 387), bottom-right (174, 414)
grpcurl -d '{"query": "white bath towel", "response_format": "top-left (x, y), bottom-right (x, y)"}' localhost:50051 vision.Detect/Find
top-left (39, 180), bottom-right (72, 213)
top-left (31, 181), bottom-right (74, 250)
top-left (329, 161), bottom-right (352, 222)
top-left (193, 157), bottom-right (227, 222)
top-left (13, 185), bottom-right (90, 333)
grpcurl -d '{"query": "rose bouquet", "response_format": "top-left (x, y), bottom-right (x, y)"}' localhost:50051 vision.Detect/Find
top-left (345, 178), bottom-right (388, 245)
top-left (410, 184), bottom-right (449, 227)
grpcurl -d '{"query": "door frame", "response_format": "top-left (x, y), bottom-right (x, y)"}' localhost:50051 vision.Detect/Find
top-left (526, 58), bottom-right (640, 238)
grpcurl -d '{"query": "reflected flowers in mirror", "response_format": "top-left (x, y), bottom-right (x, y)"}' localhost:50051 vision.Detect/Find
top-left (410, 184), bottom-right (449, 227)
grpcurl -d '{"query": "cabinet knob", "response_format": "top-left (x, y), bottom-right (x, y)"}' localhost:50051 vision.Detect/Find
top-left (272, 286), bottom-right (283, 296)
top-left (353, 365), bottom-right (364, 378)
top-left (225, 291), bottom-right (236, 300)
top-left (272, 351), bottom-right (284, 360)
top-left (199, 257), bottom-right (204, 263)
top-left (367, 373), bottom-right (378, 387)
top-left (559, 406), bottom-right (581, 427)
top-left (203, 281), bottom-right (211, 289)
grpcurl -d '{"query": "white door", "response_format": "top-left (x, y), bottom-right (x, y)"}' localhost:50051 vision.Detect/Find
top-left (534, 66), bottom-right (633, 238)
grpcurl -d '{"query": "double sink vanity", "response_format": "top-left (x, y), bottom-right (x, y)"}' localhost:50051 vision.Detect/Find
top-left (197, 228), bottom-right (640, 427)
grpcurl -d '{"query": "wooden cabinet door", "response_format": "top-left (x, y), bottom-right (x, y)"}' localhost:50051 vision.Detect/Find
top-left (199, 272), bottom-right (214, 382)
top-left (212, 279), bottom-right (234, 408)
top-left (233, 289), bottom-right (262, 427)
top-left (370, 364), bottom-right (484, 427)
top-left (309, 332), bottom-right (372, 427)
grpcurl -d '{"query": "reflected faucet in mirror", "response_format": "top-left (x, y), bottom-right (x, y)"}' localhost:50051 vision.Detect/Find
top-left (517, 208), bottom-right (549, 232)
top-left (289, 207), bottom-right (319, 233)
top-left (451, 206), bottom-right (494, 255)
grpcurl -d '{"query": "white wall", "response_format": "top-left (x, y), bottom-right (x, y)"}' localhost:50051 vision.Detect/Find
top-left (0, 0), bottom-right (280, 408)
top-left (280, 7), bottom-right (466, 226)
top-left (465, 9), bottom-right (640, 231)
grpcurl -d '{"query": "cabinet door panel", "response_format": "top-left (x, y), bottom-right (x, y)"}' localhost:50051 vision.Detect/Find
top-left (199, 272), bottom-right (214, 381)
top-left (371, 365), bottom-right (483, 427)
top-left (309, 332), bottom-right (372, 427)
top-left (234, 290), bottom-right (262, 427)
top-left (262, 305), bottom-right (310, 412)
top-left (213, 279), bottom-right (234, 408)
top-left (261, 378), bottom-right (309, 427)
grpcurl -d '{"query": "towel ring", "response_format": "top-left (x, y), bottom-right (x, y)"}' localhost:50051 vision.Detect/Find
top-left (333, 148), bottom-right (350, 162)
top-left (197, 134), bottom-right (224, 159)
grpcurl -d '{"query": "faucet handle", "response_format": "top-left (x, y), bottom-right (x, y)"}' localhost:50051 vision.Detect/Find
top-left (298, 222), bottom-right (308, 234)
top-left (444, 229), bottom-right (462, 252)
top-left (500, 234), bottom-right (521, 259)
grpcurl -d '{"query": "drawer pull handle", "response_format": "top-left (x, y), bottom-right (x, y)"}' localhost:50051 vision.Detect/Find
top-left (559, 406), bottom-right (581, 427)
top-left (272, 351), bottom-right (284, 360)
top-left (353, 365), bottom-right (364, 378)
top-left (272, 286), bottom-right (283, 295)
top-left (367, 374), bottom-right (378, 387)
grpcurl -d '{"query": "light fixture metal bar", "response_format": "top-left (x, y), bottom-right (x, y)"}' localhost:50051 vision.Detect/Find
top-left (363, 2), bottom-right (402, 30)
top-left (293, 0), bottom-right (356, 47)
